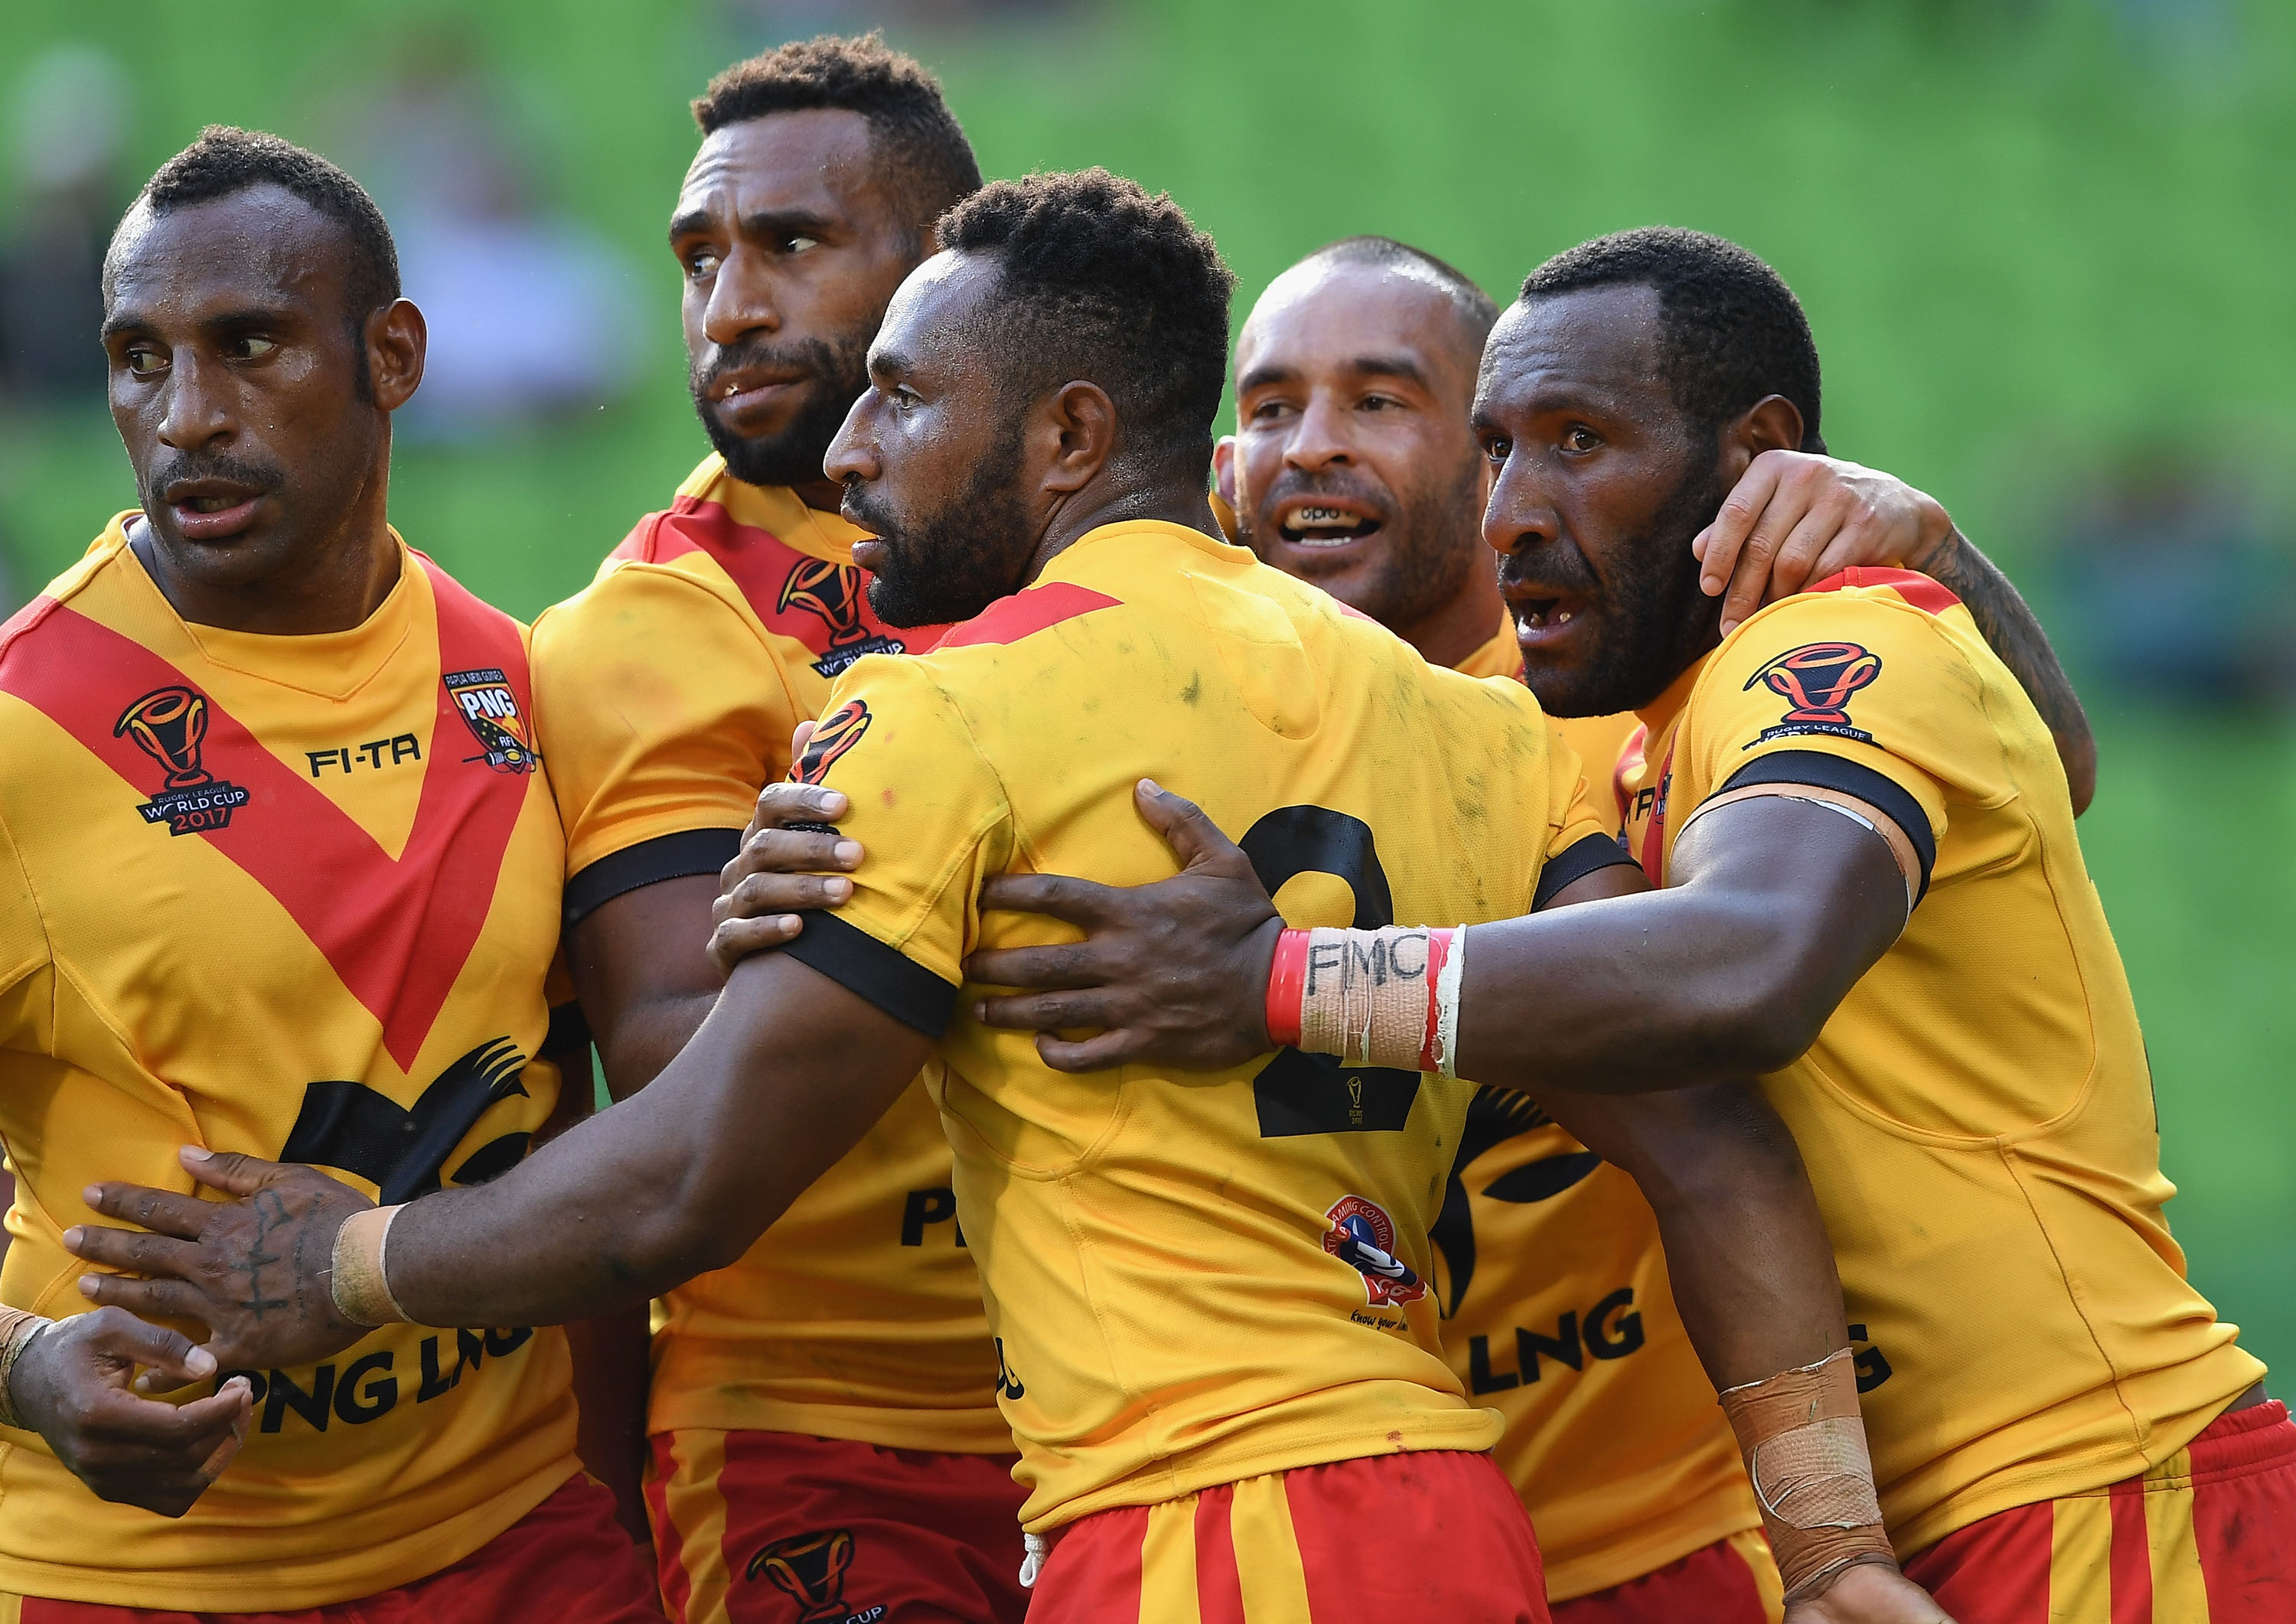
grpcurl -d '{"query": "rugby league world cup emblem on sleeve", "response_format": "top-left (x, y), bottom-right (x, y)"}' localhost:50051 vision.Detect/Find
top-left (1744, 641), bottom-right (1883, 746)
top-left (116, 685), bottom-right (251, 834)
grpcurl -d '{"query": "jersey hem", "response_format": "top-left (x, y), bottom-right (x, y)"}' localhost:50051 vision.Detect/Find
top-left (1021, 1409), bottom-right (1502, 1534)
top-left (647, 1404), bottom-right (1016, 1456)
top-left (0, 1456), bottom-right (578, 1611)
top-left (1886, 1352), bottom-right (2268, 1559)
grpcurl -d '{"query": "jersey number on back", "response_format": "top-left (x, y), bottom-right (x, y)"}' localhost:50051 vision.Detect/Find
top-left (1241, 806), bottom-right (1420, 1136)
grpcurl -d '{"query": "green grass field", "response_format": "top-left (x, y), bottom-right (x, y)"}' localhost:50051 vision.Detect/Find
top-left (7, 0), bottom-right (2290, 1374)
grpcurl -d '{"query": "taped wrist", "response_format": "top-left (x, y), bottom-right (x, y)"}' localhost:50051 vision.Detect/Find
top-left (1717, 1347), bottom-right (1897, 1605)
top-left (0, 1308), bottom-right (54, 1430)
top-left (1264, 925), bottom-right (1466, 1075)
top-left (331, 1205), bottom-right (413, 1327)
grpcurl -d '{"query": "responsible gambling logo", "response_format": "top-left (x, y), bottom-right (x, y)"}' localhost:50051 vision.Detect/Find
top-left (116, 685), bottom-right (251, 835)
top-left (1322, 1194), bottom-right (1427, 1307)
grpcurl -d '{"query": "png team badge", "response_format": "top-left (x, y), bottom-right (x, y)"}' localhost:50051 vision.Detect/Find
top-left (1744, 641), bottom-right (1881, 747)
top-left (1323, 1194), bottom-right (1427, 1307)
top-left (778, 556), bottom-right (907, 679)
top-left (116, 686), bottom-right (250, 835)
top-left (442, 667), bottom-right (540, 774)
top-left (792, 699), bottom-right (871, 786)
top-left (747, 1529), bottom-right (881, 1623)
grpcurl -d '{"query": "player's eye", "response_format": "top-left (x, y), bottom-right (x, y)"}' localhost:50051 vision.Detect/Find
top-left (1359, 395), bottom-right (1401, 412)
top-left (122, 343), bottom-right (168, 377)
top-left (1248, 399), bottom-right (1294, 422)
top-left (1482, 435), bottom-right (1512, 465)
top-left (1561, 425), bottom-right (1602, 453)
top-left (781, 235), bottom-right (821, 254)
top-left (685, 249), bottom-right (720, 279)
top-left (228, 335), bottom-right (276, 361)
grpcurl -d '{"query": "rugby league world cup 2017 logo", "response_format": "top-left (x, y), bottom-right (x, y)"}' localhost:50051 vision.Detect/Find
top-left (116, 686), bottom-right (251, 835)
top-left (442, 668), bottom-right (540, 774)
top-left (778, 556), bottom-right (907, 679)
top-left (1745, 641), bottom-right (1883, 747)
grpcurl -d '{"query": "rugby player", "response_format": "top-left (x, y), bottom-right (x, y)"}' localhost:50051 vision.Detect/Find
top-left (65, 175), bottom-right (1943, 1622)
top-left (1212, 235), bottom-right (2073, 1620)
top-left (0, 129), bottom-right (657, 1619)
top-left (830, 227), bottom-right (2291, 1619)
top-left (525, 37), bottom-right (1026, 1620)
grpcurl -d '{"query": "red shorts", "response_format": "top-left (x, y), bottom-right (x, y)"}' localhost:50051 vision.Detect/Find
top-left (645, 1428), bottom-right (1029, 1624)
top-left (1903, 1397), bottom-right (2296, 1622)
top-left (1550, 1530), bottom-right (1782, 1624)
top-left (6, 1473), bottom-right (661, 1622)
top-left (1029, 1449), bottom-right (1548, 1622)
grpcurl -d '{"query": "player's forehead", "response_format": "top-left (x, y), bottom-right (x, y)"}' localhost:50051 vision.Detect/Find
top-left (106, 187), bottom-right (343, 328)
top-left (1476, 284), bottom-right (1668, 424)
top-left (869, 249), bottom-right (993, 373)
top-left (1238, 258), bottom-right (1472, 388)
top-left (675, 109), bottom-right (883, 233)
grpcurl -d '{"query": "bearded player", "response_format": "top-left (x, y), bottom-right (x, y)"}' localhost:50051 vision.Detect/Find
top-left (1207, 233), bottom-right (2099, 1620)
top-left (865, 227), bottom-right (2292, 1621)
top-left (64, 174), bottom-right (1943, 1623)
top-left (0, 129), bottom-right (658, 1620)
top-left (525, 35), bottom-right (1028, 1624)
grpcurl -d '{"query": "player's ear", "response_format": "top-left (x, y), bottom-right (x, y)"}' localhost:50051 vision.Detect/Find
top-left (1042, 380), bottom-right (1117, 494)
top-left (369, 298), bottom-right (426, 415)
top-left (1715, 393), bottom-right (1804, 488)
top-left (1213, 436), bottom-right (1239, 510)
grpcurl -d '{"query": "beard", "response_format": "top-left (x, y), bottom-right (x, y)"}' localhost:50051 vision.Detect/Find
top-left (1514, 458), bottom-right (1728, 719)
top-left (1238, 455), bottom-right (1488, 632)
top-left (690, 331), bottom-right (870, 490)
top-left (845, 420), bottom-right (1034, 628)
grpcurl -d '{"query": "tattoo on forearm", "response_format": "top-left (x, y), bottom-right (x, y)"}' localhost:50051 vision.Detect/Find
top-left (1922, 530), bottom-right (2092, 744)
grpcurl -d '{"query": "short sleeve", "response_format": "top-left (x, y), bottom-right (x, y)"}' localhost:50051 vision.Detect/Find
top-left (531, 565), bottom-right (804, 924)
top-left (1682, 590), bottom-right (1995, 900)
top-left (1532, 724), bottom-right (1637, 909)
top-left (775, 657), bottom-right (1013, 1038)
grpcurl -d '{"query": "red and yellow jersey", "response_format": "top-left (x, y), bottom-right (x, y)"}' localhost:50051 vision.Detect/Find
top-left (1438, 615), bottom-right (1761, 1598)
top-left (778, 520), bottom-right (1622, 1531)
top-left (1618, 566), bottom-right (2265, 1556)
top-left (529, 455), bottom-right (1005, 1453)
top-left (0, 518), bottom-right (577, 1610)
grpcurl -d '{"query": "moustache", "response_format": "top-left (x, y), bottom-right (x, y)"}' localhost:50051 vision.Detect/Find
top-left (142, 450), bottom-right (285, 503)
top-left (838, 480), bottom-right (898, 542)
top-left (690, 336), bottom-right (822, 398)
top-left (1256, 467), bottom-right (1394, 516)
top-left (1498, 534), bottom-right (1601, 597)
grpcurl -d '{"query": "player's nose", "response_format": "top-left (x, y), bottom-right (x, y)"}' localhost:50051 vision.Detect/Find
top-left (1282, 396), bottom-right (1354, 470)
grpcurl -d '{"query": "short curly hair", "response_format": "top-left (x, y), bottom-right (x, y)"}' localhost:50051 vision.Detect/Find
top-left (693, 33), bottom-right (980, 238)
top-left (1519, 227), bottom-right (1825, 453)
top-left (122, 126), bottom-right (400, 333)
top-left (935, 168), bottom-right (1234, 479)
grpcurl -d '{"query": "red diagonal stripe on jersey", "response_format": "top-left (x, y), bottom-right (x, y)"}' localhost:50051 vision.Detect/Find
top-left (0, 560), bottom-right (532, 1072)
top-left (938, 582), bottom-right (1124, 650)
top-left (618, 496), bottom-right (949, 655)
top-left (1806, 565), bottom-right (1962, 616)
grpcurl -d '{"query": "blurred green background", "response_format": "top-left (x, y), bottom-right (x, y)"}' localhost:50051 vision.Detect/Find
top-left (5, 0), bottom-right (2291, 1374)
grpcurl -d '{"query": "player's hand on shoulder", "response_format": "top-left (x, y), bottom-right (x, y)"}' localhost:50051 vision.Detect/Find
top-left (1695, 451), bottom-right (1954, 635)
top-left (9, 1305), bottom-right (254, 1517)
top-left (64, 1148), bottom-right (373, 1373)
top-left (969, 779), bottom-right (1282, 1074)
top-left (709, 781), bottom-right (864, 978)
top-left (1784, 1560), bottom-right (1958, 1624)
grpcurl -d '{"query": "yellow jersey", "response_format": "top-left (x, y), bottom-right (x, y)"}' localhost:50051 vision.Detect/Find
top-left (1616, 566), bottom-right (2264, 1556)
top-left (1442, 608), bottom-right (1762, 1598)
top-left (530, 455), bottom-right (1006, 1453)
top-left (0, 519), bottom-right (578, 1609)
top-left (778, 520), bottom-right (1623, 1531)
